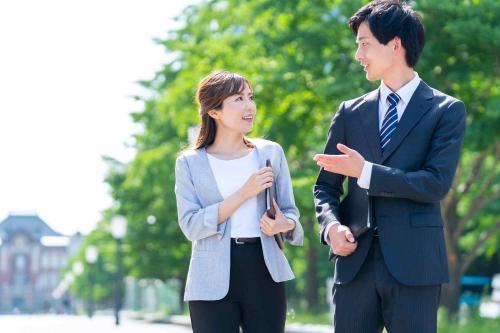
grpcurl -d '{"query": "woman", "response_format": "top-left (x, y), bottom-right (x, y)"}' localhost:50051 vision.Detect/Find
top-left (175, 70), bottom-right (303, 333)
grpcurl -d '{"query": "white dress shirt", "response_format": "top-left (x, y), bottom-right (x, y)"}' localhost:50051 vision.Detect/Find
top-left (324, 72), bottom-right (421, 243)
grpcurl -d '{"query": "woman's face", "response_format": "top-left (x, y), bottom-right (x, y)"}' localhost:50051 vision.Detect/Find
top-left (210, 83), bottom-right (256, 135)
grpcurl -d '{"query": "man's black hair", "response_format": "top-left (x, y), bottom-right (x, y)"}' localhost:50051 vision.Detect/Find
top-left (348, 0), bottom-right (425, 68)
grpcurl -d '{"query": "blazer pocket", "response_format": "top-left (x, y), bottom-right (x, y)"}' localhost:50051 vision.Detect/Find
top-left (410, 213), bottom-right (443, 228)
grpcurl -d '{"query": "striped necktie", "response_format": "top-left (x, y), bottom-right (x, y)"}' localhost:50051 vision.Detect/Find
top-left (380, 92), bottom-right (400, 152)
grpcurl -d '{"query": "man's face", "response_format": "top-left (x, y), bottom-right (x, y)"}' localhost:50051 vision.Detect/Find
top-left (355, 21), bottom-right (396, 81)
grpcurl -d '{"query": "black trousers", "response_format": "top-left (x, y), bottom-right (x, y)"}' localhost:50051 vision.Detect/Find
top-left (332, 238), bottom-right (441, 333)
top-left (189, 240), bottom-right (286, 333)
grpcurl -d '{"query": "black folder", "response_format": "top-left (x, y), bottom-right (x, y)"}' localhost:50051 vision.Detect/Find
top-left (266, 159), bottom-right (285, 250)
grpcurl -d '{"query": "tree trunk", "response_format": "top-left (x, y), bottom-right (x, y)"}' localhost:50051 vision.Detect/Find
top-left (441, 258), bottom-right (461, 318)
top-left (305, 218), bottom-right (319, 311)
top-left (442, 190), bottom-right (461, 318)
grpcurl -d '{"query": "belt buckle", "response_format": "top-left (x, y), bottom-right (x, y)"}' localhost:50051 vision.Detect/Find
top-left (234, 238), bottom-right (244, 244)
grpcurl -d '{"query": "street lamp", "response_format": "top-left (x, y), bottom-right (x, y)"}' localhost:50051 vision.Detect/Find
top-left (147, 215), bottom-right (156, 225)
top-left (72, 261), bottom-right (84, 276)
top-left (85, 245), bottom-right (99, 263)
top-left (71, 261), bottom-right (84, 315)
top-left (110, 216), bottom-right (127, 326)
top-left (66, 272), bottom-right (75, 284)
top-left (85, 245), bottom-right (99, 318)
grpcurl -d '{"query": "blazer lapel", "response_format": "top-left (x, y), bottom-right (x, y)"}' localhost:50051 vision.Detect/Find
top-left (194, 148), bottom-right (229, 239)
top-left (357, 89), bottom-right (382, 163)
top-left (380, 81), bottom-right (434, 164)
top-left (253, 142), bottom-right (267, 169)
top-left (196, 148), bottom-right (225, 205)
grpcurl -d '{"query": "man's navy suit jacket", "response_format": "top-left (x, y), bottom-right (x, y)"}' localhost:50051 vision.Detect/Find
top-left (314, 80), bottom-right (466, 286)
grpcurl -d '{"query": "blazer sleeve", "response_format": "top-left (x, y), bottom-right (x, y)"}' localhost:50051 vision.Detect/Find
top-left (175, 155), bottom-right (227, 241)
top-left (314, 102), bottom-right (347, 245)
top-left (368, 100), bottom-right (466, 202)
top-left (275, 144), bottom-right (304, 246)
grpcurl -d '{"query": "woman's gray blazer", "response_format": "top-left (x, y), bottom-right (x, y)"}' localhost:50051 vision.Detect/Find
top-left (175, 138), bottom-right (304, 301)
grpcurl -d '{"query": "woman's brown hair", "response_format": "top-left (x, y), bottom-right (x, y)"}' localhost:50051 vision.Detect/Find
top-left (193, 70), bottom-right (255, 150)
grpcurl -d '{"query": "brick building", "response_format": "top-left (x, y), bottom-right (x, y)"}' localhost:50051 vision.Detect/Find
top-left (0, 213), bottom-right (82, 313)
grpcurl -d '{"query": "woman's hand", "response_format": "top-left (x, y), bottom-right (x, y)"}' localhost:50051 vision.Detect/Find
top-left (239, 167), bottom-right (274, 200)
top-left (260, 199), bottom-right (296, 236)
top-left (217, 167), bottom-right (273, 224)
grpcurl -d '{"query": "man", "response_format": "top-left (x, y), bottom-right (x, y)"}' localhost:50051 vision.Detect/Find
top-left (313, 1), bottom-right (466, 332)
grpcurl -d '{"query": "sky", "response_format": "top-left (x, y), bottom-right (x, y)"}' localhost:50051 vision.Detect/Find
top-left (0, 0), bottom-right (197, 235)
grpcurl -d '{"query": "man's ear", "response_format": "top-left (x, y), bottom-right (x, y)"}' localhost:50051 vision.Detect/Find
top-left (207, 109), bottom-right (219, 119)
top-left (393, 36), bottom-right (402, 51)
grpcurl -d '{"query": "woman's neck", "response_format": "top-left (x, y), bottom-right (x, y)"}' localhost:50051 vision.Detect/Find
top-left (206, 131), bottom-right (250, 158)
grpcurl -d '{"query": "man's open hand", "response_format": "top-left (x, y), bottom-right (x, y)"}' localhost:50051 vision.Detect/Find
top-left (314, 144), bottom-right (365, 178)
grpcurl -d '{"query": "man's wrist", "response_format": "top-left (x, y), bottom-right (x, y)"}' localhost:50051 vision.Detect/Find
top-left (356, 158), bottom-right (365, 178)
top-left (357, 161), bottom-right (373, 189)
top-left (324, 221), bottom-right (340, 244)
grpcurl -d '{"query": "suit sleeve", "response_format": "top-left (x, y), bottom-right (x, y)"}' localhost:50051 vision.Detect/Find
top-left (175, 155), bottom-right (227, 241)
top-left (314, 102), bottom-right (347, 245)
top-left (368, 100), bottom-right (466, 202)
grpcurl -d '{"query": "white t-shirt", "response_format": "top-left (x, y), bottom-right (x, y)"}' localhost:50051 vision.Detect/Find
top-left (207, 149), bottom-right (261, 238)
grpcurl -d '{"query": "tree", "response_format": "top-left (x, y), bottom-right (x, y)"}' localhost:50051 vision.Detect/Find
top-left (414, 0), bottom-right (500, 316)
top-left (67, 210), bottom-right (128, 310)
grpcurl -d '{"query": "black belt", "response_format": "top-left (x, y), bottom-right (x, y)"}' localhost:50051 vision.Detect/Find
top-left (231, 237), bottom-right (260, 244)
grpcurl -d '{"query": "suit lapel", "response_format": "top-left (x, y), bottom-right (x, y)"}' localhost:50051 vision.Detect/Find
top-left (356, 89), bottom-right (382, 163)
top-left (380, 81), bottom-right (434, 164)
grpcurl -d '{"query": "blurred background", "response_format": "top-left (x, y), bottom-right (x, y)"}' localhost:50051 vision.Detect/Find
top-left (0, 0), bottom-right (498, 332)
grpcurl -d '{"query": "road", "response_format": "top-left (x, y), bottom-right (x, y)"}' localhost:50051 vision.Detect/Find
top-left (0, 315), bottom-right (192, 333)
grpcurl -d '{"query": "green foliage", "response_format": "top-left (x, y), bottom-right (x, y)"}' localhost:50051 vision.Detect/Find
top-left (454, 150), bottom-right (500, 261)
top-left (415, 0), bottom-right (500, 151)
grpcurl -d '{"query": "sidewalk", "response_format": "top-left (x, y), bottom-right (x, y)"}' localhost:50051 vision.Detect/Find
top-left (138, 314), bottom-right (331, 333)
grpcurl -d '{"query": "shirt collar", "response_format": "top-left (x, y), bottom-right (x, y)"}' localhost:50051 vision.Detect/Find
top-left (380, 72), bottom-right (421, 106)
